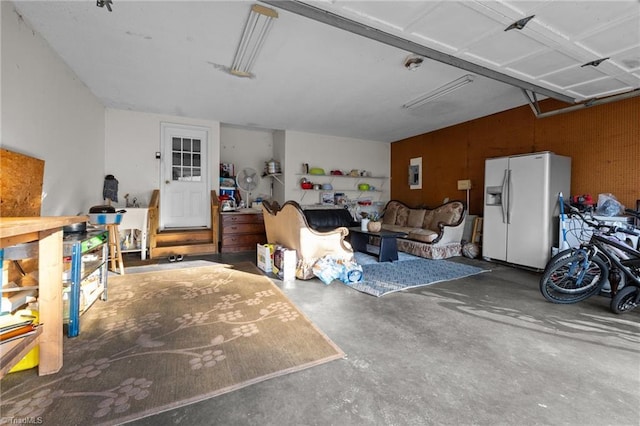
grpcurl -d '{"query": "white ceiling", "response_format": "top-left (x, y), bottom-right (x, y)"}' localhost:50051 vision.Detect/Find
top-left (11, 1), bottom-right (640, 142)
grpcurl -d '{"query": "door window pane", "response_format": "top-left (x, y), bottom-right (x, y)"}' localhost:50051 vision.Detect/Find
top-left (170, 136), bottom-right (205, 182)
top-left (172, 167), bottom-right (181, 180)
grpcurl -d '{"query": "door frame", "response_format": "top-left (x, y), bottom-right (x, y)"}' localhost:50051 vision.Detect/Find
top-left (159, 122), bottom-right (212, 230)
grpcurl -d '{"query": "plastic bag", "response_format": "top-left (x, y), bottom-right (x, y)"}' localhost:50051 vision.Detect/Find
top-left (312, 256), bottom-right (363, 285)
top-left (595, 193), bottom-right (624, 216)
top-left (339, 261), bottom-right (363, 284)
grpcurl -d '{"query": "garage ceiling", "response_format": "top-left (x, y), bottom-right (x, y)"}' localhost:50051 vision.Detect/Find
top-left (10, 1), bottom-right (640, 142)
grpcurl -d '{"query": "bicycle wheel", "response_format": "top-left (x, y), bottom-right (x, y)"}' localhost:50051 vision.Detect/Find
top-left (610, 285), bottom-right (640, 314)
top-left (540, 252), bottom-right (608, 304)
top-left (542, 248), bottom-right (578, 274)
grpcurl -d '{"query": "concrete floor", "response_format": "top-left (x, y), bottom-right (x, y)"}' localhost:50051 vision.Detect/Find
top-left (126, 252), bottom-right (640, 426)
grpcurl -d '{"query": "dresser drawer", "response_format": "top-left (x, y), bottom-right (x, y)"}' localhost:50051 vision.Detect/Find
top-left (222, 233), bottom-right (266, 246)
top-left (224, 223), bottom-right (265, 235)
top-left (221, 233), bottom-right (266, 249)
top-left (219, 212), bottom-right (265, 253)
top-left (221, 213), bottom-right (263, 225)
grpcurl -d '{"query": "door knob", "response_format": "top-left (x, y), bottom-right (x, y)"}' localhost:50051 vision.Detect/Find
top-left (165, 180), bottom-right (170, 184)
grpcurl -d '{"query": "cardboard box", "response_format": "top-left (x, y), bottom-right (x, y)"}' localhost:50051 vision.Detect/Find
top-left (273, 246), bottom-right (296, 282)
top-left (257, 244), bottom-right (274, 273)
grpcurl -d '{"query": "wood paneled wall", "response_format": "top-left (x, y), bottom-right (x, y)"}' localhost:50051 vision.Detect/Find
top-left (391, 96), bottom-right (639, 215)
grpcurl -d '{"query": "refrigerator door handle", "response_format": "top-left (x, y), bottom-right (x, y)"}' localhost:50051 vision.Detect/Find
top-left (501, 169), bottom-right (508, 223)
top-left (506, 169), bottom-right (512, 224)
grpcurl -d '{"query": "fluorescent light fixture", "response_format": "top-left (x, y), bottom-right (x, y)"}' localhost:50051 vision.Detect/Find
top-left (402, 74), bottom-right (475, 109)
top-left (230, 4), bottom-right (278, 78)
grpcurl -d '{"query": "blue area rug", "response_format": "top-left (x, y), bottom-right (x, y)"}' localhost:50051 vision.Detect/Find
top-left (349, 252), bottom-right (488, 297)
top-left (354, 248), bottom-right (421, 265)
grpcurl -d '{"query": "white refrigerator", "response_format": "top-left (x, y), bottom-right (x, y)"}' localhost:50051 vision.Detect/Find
top-left (482, 152), bottom-right (571, 270)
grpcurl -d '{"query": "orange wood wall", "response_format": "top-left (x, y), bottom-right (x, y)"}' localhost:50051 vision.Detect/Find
top-left (391, 96), bottom-right (639, 215)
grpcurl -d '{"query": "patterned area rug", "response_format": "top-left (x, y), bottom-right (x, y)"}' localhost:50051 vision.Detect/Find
top-left (354, 248), bottom-right (422, 265)
top-left (0, 264), bottom-right (344, 425)
top-left (350, 252), bottom-right (489, 297)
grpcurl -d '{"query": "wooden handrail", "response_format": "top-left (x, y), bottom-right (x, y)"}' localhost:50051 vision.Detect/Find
top-left (211, 190), bottom-right (219, 253)
top-left (147, 190), bottom-right (160, 258)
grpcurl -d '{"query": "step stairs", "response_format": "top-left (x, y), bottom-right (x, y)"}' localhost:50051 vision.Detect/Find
top-left (150, 228), bottom-right (217, 258)
top-left (146, 189), bottom-right (221, 259)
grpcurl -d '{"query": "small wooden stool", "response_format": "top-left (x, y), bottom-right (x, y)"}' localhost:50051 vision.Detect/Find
top-left (106, 224), bottom-right (125, 275)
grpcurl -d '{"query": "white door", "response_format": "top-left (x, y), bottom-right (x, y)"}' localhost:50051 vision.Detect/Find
top-left (160, 124), bottom-right (210, 229)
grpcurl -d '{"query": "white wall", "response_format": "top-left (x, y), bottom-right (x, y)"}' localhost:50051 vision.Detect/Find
top-left (1, 1), bottom-right (105, 216)
top-left (272, 130), bottom-right (286, 203)
top-left (105, 109), bottom-right (220, 208)
top-left (283, 131), bottom-right (390, 207)
top-left (219, 125), bottom-right (274, 203)
top-left (217, 128), bottom-right (390, 208)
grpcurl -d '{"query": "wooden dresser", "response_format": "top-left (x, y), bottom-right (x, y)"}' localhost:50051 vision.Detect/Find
top-left (220, 211), bottom-right (266, 253)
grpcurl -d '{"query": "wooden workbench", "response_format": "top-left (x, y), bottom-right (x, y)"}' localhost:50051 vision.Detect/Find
top-left (0, 216), bottom-right (88, 376)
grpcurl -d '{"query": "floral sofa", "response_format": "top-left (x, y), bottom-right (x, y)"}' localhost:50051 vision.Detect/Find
top-left (376, 200), bottom-right (466, 259)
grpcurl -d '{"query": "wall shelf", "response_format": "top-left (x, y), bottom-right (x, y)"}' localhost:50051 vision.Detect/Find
top-left (263, 173), bottom-right (283, 185)
top-left (296, 173), bottom-right (388, 179)
top-left (296, 173), bottom-right (388, 204)
top-left (297, 189), bottom-right (382, 193)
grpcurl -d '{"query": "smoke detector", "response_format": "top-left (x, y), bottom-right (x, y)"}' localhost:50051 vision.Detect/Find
top-left (404, 54), bottom-right (424, 71)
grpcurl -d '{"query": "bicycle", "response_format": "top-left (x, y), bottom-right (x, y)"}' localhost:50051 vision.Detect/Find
top-left (610, 209), bottom-right (640, 314)
top-left (539, 206), bottom-right (640, 309)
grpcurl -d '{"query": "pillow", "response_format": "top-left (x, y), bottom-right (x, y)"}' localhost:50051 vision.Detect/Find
top-left (432, 206), bottom-right (461, 228)
top-left (395, 206), bottom-right (410, 227)
top-left (407, 209), bottom-right (426, 228)
top-left (407, 229), bottom-right (438, 243)
top-left (422, 210), bottom-right (435, 230)
top-left (382, 203), bottom-right (398, 225)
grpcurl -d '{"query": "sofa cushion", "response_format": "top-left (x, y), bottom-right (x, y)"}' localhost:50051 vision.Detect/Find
top-left (303, 208), bottom-right (356, 232)
top-left (407, 209), bottom-right (426, 228)
top-left (431, 203), bottom-right (463, 228)
top-left (382, 203), bottom-right (398, 225)
top-left (381, 224), bottom-right (412, 234)
top-left (395, 205), bottom-right (410, 227)
top-left (407, 228), bottom-right (439, 243)
top-left (422, 210), bottom-right (436, 230)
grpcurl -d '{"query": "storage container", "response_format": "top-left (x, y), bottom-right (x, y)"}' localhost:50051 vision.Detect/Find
top-left (88, 213), bottom-right (123, 225)
top-left (9, 309), bottom-right (39, 373)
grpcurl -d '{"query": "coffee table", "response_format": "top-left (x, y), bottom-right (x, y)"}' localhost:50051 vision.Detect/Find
top-left (348, 227), bottom-right (408, 262)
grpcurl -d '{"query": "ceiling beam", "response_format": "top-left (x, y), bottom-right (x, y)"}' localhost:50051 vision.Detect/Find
top-left (263, 0), bottom-right (576, 104)
top-left (524, 88), bottom-right (640, 119)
